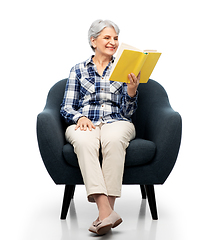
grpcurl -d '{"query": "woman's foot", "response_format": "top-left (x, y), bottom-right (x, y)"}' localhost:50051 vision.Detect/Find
top-left (88, 218), bottom-right (99, 233)
top-left (93, 194), bottom-right (113, 221)
top-left (93, 218), bottom-right (113, 235)
top-left (110, 211), bottom-right (123, 228)
top-left (89, 194), bottom-right (122, 235)
top-left (89, 211), bottom-right (123, 235)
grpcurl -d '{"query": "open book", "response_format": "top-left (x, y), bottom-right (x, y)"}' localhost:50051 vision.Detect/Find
top-left (109, 43), bottom-right (161, 83)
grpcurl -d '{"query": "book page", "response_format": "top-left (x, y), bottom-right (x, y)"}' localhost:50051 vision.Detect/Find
top-left (144, 50), bottom-right (157, 53)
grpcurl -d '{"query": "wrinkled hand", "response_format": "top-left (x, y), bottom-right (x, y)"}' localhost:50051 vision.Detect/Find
top-left (75, 116), bottom-right (96, 131)
top-left (127, 72), bottom-right (141, 97)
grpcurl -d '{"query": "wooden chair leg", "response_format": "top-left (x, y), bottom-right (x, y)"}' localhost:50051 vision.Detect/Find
top-left (60, 185), bottom-right (75, 220)
top-left (145, 185), bottom-right (158, 220)
top-left (140, 185), bottom-right (147, 199)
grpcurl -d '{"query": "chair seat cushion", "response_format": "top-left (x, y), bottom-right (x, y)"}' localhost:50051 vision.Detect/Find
top-left (63, 138), bottom-right (156, 168)
top-left (125, 138), bottom-right (156, 166)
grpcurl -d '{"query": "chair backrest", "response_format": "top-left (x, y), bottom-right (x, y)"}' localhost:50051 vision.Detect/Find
top-left (132, 79), bottom-right (171, 138)
top-left (44, 78), bottom-right (171, 136)
top-left (44, 78), bottom-right (68, 111)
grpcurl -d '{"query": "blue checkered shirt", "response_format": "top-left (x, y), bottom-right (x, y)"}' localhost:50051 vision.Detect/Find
top-left (60, 56), bottom-right (138, 125)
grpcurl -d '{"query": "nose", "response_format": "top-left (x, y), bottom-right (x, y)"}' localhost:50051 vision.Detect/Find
top-left (110, 39), bottom-right (115, 45)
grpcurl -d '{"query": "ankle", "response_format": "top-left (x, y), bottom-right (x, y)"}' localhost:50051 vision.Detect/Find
top-left (99, 208), bottom-right (113, 221)
top-left (108, 196), bottom-right (116, 210)
top-left (93, 194), bottom-right (113, 221)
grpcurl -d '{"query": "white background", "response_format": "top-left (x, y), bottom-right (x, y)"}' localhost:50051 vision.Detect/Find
top-left (1, 0), bottom-right (207, 239)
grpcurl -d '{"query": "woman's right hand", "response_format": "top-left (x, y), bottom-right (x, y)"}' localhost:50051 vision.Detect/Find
top-left (75, 116), bottom-right (96, 131)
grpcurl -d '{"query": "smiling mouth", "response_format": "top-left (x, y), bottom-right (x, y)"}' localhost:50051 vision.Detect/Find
top-left (106, 46), bottom-right (115, 50)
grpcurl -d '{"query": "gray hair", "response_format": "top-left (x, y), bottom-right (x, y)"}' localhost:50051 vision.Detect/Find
top-left (88, 19), bottom-right (120, 51)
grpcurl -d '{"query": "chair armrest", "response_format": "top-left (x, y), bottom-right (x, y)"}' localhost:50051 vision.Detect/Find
top-left (145, 106), bottom-right (182, 182)
top-left (36, 108), bottom-right (68, 182)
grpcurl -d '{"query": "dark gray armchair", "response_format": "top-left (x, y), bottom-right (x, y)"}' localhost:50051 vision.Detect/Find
top-left (36, 79), bottom-right (182, 220)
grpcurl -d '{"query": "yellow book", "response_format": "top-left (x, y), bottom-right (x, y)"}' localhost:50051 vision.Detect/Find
top-left (109, 43), bottom-right (161, 83)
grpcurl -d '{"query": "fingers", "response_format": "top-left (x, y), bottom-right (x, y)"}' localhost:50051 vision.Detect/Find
top-left (88, 123), bottom-right (96, 131)
top-left (137, 71), bottom-right (141, 81)
top-left (74, 123), bottom-right (79, 130)
top-left (128, 72), bottom-right (140, 85)
top-left (128, 72), bottom-right (140, 83)
top-left (127, 72), bottom-right (140, 97)
top-left (75, 117), bottom-right (96, 131)
top-left (80, 123), bottom-right (87, 131)
top-left (128, 73), bottom-right (133, 83)
top-left (128, 73), bottom-right (137, 84)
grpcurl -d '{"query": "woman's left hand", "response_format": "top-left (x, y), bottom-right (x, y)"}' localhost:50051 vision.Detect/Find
top-left (127, 72), bottom-right (141, 97)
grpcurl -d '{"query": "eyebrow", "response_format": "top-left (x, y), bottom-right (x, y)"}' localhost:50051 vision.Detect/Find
top-left (104, 35), bottom-right (118, 38)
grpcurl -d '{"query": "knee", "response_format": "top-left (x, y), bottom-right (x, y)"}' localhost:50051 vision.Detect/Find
top-left (101, 135), bottom-right (128, 150)
top-left (66, 127), bottom-right (99, 150)
top-left (75, 136), bottom-right (99, 152)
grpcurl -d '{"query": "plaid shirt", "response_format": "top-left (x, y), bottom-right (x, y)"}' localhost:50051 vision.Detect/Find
top-left (60, 56), bottom-right (138, 125)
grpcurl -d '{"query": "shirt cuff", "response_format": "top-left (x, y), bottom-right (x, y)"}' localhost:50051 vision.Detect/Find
top-left (126, 90), bottom-right (138, 102)
top-left (73, 113), bottom-right (84, 123)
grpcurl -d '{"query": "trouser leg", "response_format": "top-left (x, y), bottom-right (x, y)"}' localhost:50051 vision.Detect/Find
top-left (65, 125), bottom-right (108, 201)
top-left (101, 121), bottom-right (136, 198)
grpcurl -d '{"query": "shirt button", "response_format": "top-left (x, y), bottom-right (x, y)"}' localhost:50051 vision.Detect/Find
top-left (101, 88), bottom-right (104, 91)
top-left (102, 77), bottom-right (104, 79)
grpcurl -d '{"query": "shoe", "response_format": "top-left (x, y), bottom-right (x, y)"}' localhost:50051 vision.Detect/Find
top-left (89, 218), bottom-right (112, 235)
top-left (88, 219), bottom-right (98, 234)
top-left (89, 211), bottom-right (122, 235)
top-left (109, 211), bottom-right (123, 228)
top-left (95, 218), bottom-right (113, 235)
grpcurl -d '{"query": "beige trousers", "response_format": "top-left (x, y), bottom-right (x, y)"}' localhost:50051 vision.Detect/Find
top-left (65, 121), bottom-right (136, 202)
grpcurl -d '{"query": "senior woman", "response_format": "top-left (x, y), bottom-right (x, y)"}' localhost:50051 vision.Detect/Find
top-left (60, 19), bottom-right (140, 235)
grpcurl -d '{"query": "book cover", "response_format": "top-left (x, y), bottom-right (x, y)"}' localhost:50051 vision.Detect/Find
top-left (109, 43), bottom-right (161, 83)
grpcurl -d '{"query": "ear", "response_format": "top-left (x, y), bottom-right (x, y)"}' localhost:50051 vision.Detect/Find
top-left (91, 37), bottom-right (96, 49)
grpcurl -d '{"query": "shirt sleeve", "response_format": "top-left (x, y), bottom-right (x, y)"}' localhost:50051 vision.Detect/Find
top-left (60, 67), bottom-right (83, 124)
top-left (120, 83), bottom-right (138, 119)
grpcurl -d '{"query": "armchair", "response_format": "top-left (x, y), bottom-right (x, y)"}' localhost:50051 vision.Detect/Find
top-left (36, 78), bottom-right (182, 220)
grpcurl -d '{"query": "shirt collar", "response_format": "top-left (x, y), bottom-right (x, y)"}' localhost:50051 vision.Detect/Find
top-left (84, 56), bottom-right (94, 66)
top-left (85, 55), bottom-right (115, 67)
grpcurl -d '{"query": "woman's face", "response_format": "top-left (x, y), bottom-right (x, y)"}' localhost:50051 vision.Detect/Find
top-left (92, 27), bottom-right (119, 57)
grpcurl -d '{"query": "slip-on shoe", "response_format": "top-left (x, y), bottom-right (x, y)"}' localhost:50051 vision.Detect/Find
top-left (89, 211), bottom-right (122, 235)
top-left (88, 220), bottom-right (98, 234)
top-left (95, 218), bottom-right (112, 235)
top-left (109, 211), bottom-right (123, 228)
